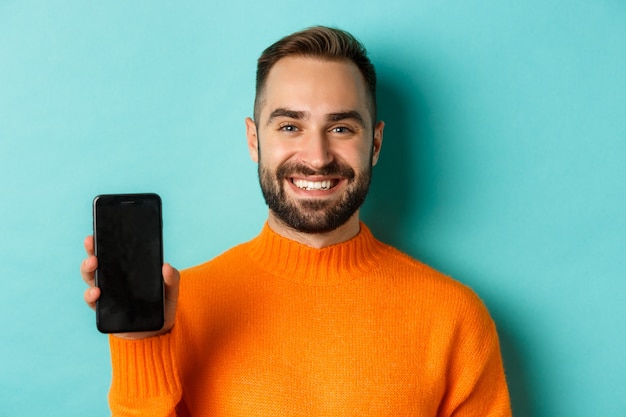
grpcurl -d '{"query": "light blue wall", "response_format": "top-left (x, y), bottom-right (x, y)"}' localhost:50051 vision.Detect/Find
top-left (1, 1), bottom-right (624, 416)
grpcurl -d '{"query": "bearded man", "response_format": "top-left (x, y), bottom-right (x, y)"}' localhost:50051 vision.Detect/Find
top-left (81, 26), bottom-right (512, 416)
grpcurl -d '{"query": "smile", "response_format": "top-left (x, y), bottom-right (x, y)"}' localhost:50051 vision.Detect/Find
top-left (291, 178), bottom-right (339, 191)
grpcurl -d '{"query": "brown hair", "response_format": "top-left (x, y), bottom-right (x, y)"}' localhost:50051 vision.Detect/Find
top-left (254, 26), bottom-right (377, 124)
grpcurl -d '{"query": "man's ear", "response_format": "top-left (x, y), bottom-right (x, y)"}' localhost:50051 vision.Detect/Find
top-left (371, 121), bottom-right (384, 166)
top-left (245, 117), bottom-right (259, 163)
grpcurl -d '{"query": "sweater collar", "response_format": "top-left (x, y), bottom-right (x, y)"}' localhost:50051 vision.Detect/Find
top-left (248, 222), bottom-right (386, 285)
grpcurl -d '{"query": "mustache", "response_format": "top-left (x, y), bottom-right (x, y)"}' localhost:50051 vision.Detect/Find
top-left (276, 161), bottom-right (356, 180)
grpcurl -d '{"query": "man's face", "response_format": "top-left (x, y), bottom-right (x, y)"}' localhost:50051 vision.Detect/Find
top-left (246, 57), bottom-right (384, 234)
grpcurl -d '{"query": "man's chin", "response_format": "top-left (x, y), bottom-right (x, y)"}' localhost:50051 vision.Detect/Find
top-left (296, 199), bottom-right (335, 211)
top-left (262, 177), bottom-right (369, 234)
top-left (273, 209), bottom-right (351, 234)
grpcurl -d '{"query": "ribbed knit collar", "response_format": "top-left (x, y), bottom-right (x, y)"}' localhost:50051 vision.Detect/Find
top-left (247, 222), bottom-right (387, 286)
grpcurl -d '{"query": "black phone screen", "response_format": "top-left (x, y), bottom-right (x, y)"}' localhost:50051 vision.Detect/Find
top-left (93, 193), bottom-right (164, 333)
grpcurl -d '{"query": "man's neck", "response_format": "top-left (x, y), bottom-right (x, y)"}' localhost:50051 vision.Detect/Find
top-left (266, 212), bottom-right (361, 249)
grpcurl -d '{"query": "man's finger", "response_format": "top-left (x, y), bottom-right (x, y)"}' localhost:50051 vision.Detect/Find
top-left (84, 235), bottom-right (94, 256)
top-left (84, 287), bottom-right (100, 311)
top-left (163, 263), bottom-right (180, 302)
top-left (81, 255), bottom-right (98, 286)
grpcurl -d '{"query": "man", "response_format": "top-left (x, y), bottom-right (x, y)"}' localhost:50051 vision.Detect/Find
top-left (81, 26), bottom-right (512, 416)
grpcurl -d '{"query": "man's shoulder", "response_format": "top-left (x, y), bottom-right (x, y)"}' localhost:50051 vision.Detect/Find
top-left (181, 239), bottom-right (256, 277)
top-left (372, 239), bottom-right (447, 279)
top-left (373, 240), bottom-right (482, 305)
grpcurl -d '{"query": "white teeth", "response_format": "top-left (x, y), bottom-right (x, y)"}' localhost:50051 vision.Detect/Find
top-left (293, 179), bottom-right (333, 190)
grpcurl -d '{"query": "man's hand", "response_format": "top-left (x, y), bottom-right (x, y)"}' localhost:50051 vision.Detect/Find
top-left (80, 236), bottom-right (180, 340)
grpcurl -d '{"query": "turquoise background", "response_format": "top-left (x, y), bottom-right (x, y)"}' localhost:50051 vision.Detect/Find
top-left (1, 1), bottom-right (624, 416)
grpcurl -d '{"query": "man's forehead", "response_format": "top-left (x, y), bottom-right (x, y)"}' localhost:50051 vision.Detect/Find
top-left (259, 56), bottom-right (371, 122)
top-left (264, 56), bottom-right (365, 88)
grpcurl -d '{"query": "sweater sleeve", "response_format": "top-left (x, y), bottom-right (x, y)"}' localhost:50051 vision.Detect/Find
top-left (438, 295), bottom-right (512, 417)
top-left (108, 333), bottom-right (182, 417)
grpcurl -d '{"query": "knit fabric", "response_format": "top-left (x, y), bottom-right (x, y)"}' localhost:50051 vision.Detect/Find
top-left (108, 223), bottom-right (511, 416)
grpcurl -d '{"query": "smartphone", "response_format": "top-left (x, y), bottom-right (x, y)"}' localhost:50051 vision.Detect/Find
top-left (92, 193), bottom-right (164, 333)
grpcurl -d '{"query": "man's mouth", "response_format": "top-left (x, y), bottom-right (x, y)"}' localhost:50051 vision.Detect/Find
top-left (291, 178), bottom-right (339, 191)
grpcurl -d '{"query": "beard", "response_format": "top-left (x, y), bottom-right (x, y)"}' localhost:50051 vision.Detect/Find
top-left (258, 158), bottom-right (372, 234)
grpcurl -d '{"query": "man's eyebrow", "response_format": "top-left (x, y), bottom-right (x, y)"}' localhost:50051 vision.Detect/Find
top-left (266, 108), bottom-right (307, 125)
top-left (327, 111), bottom-right (365, 127)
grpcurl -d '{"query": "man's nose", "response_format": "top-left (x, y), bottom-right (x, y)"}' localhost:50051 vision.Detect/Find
top-left (299, 131), bottom-right (333, 169)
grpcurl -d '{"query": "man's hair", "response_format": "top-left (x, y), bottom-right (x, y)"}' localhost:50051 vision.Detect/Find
top-left (254, 26), bottom-right (377, 124)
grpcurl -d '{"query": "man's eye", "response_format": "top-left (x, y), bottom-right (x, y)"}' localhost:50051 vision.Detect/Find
top-left (279, 124), bottom-right (298, 132)
top-left (331, 126), bottom-right (353, 134)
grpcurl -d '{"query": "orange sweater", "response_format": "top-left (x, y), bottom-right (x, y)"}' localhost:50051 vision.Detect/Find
top-left (108, 223), bottom-right (511, 416)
